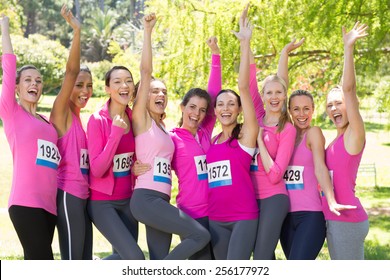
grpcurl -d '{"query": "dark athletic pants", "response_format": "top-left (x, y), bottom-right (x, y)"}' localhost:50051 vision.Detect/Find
top-left (9, 205), bottom-right (56, 260)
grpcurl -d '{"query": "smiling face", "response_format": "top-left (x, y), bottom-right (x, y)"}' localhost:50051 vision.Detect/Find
top-left (147, 80), bottom-right (168, 116)
top-left (214, 90), bottom-right (241, 127)
top-left (70, 71), bottom-right (93, 109)
top-left (181, 95), bottom-right (208, 133)
top-left (262, 80), bottom-right (287, 114)
top-left (106, 69), bottom-right (134, 106)
top-left (289, 95), bottom-right (314, 130)
top-left (326, 88), bottom-right (348, 129)
top-left (16, 68), bottom-right (43, 105)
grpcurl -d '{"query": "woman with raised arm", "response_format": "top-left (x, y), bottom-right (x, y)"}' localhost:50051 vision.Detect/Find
top-left (205, 5), bottom-right (259, 260)
top-left (130, 13), bottom-right (210, 260)
top-left (169, 36), bottom-right (221, 260)
top-left (248, 36), bottom-right (301, 259)
top-left (49, 6), bottom-right (93, 260)
top-left (323, 22), bottom-right (369, 260)
top-left (0, 14), bottom-right (59, 260)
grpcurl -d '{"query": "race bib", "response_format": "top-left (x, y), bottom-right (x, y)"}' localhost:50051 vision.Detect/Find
top-left (194, 155), bottom-right (208, 180)
top-left (153, 157), bottom-right (172, 184)
top-left (208, 160), bottom-right (232, 188)
top-left (284, 166), bottom-right (304, 190)
top-left (113, 152), bottom-right (133, 177)
top-left (36, 139), bottom-right (61, 170)
top-left (250, 148), bottom-right (259, 171)
top-left (80, 149), bottom-right (89, 175)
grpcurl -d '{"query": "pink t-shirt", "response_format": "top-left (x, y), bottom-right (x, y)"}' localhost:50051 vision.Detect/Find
top-left (57, 112), bottom-right (89, 199)
top-left (206, 136), bottom-right (259, 222)
top-left (0, 54), bottom-right (58, 215)
top-left (287, 132), bottom-right (322, 212)
top-left (322, 134), bottom-right (368, 222)
top-left (134, 119), bottom-right (175, 197)
top-left (170, 54), bottom-right (221, 219)
top-left (87, 100), bottom-right (135, 200)
top-left (248, 64), bottom-right (296, 199)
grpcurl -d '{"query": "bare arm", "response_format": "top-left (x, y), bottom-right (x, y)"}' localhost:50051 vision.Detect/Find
top-left (342, 22), bottom-right (368, 155)
top-left (0, 15), bottom-right (13, 54)
top-left (50, 5), bottom-right (81, 136)
top-left (131, 13), bottom-right (156, 136)
top-left (277, 38), bottom-right (304, 88)
top-left (234, 4), bottom-right (258, 148)
top-left (308, 127), bottom-right (356, 215)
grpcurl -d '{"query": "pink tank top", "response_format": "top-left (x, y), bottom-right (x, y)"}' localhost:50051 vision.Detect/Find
top-left (134, 119), bottom-right (175, 196)
top-left (286, 132), bottom-right (322, 212)
top-left (206, 135), bottom-right (259, 222)
top-left (322, 134), bottom-right (368, 222)
top-left (57, 113), bottom-right (89, 199)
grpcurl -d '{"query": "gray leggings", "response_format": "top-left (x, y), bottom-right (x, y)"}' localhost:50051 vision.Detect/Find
top-left (253, 194), bottom-right (290, 260)
top-left (57, 190), bottom-right (93, 260)
top-left (326, 219), bottom-right (369, 260)
top-left (209, 219), bottom-right (258, 260)
top-left (87, 198), bottom-right (145, 260)
top-left (130, 188), bottom-right (210, 260)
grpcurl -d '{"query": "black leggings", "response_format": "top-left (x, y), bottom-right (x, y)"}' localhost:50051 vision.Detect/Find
top-left (57, 190), bottom-right (93, 260)
top-left (280, 211), bottom-right (326, 260)
top-left (9, 205), bottom-right (56, 260)
top-left (130, 188), bottom-right (210, 260)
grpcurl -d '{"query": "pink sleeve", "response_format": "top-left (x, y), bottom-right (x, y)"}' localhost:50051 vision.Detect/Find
top-left (267, 124), bottom-right (297, 184)
top-left (249, 63), bottom-right (265, 125)
top-left (202, 54), bottom-right (221, 136)
top-left (0, 54), bottom-right (17, 119)
top-left (87, 114), bottom-right (125, 178)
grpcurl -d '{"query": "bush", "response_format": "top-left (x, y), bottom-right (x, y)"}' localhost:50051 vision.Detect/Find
top-left (0, 34), bottom-right (68, 94)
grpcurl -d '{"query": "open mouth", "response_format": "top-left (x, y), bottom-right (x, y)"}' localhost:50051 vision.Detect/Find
top-left (333, 113), bottom-right (342, 123)
top-left (155, 99), bottom-right (165, 108)
top-left (79, 96), bottom-right (88, 104)
top-left (27, 89), bottom-right (38, 97)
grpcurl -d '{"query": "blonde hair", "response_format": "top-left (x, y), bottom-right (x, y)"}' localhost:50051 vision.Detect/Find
top-left (261, 75), bottom-right (291, 132)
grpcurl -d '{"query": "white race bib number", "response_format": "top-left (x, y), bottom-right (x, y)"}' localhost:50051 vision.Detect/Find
top-left (208, 160), bottom-right (232, 188)
top-left (80, 149), bottom-right (89, 175)
top-left (153, 157), bottom-right (172, 184)
top-left (284, 166), bottom-right (304, 190)
top-left (250, 148), bottom-right (259, 171)
top-left (36, 139), bottom-right (61, 170)
top-left (194, 155), bottom-right (208, 180)
top-left (113, 152), bottom-right (133, 177)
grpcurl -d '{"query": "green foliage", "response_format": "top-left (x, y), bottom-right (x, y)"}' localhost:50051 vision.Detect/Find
top-left (0, 34), bottom-right (68, 94)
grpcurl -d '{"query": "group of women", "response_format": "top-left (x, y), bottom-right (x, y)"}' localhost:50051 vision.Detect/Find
top-left (0, 4), bottom-right (369, 260)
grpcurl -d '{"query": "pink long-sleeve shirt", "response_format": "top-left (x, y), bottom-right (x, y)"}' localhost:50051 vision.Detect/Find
top-left (87, 100), bottom-right (135, 199)
top-left (170, 54), bottom-right (221, 219)
top-left (0, 54), bottom-right (59, 215)
top-left (248, 64), bottom-right (296, 199)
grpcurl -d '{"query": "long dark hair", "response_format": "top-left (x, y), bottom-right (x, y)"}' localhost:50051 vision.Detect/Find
top-left (178, 88), bottom-right (211, 127)
top-left (215, 89), bottom-right (242, 143)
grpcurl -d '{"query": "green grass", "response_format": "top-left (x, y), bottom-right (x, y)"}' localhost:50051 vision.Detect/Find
top-left (0, 96), bottom-right (389, 260)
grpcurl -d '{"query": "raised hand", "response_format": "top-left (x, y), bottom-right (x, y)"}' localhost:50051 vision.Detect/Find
top-left (0, 14), bottom-right (10, 29)
top-left (61, 4), bottom-right (80, 31)
top-left (342, 22), bottom-right (368, 48)
top-left (112, 114), bottom-right (128, 130)
top-left (282, 38), bottom-right (305, 54)
top-left (143, 13), bottom-right (157, 30)
top-left (233, 4), bottom-right (252, 42)
top-left (206, 36), bottom-right (220, 55)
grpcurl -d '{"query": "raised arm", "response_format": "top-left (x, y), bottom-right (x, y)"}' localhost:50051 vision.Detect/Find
top-left (277, 38), bottom-right (304, 88)
top-left (249, 48), bottom-right (265, 123)
top-left (50, 5), bottom-right (81, 136)
top-left (202, 36), bottom-right (221, 134)
top-left (342, 22), bottom-right (368, 155)
top-left (234, 4), bottom-right (258, 148)
top-left (308, 127), bottom-right (356, 215)
top-left (131, 13), bottom-right (156, 136)
top-left (0, 15), bottom-right (17, 119)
